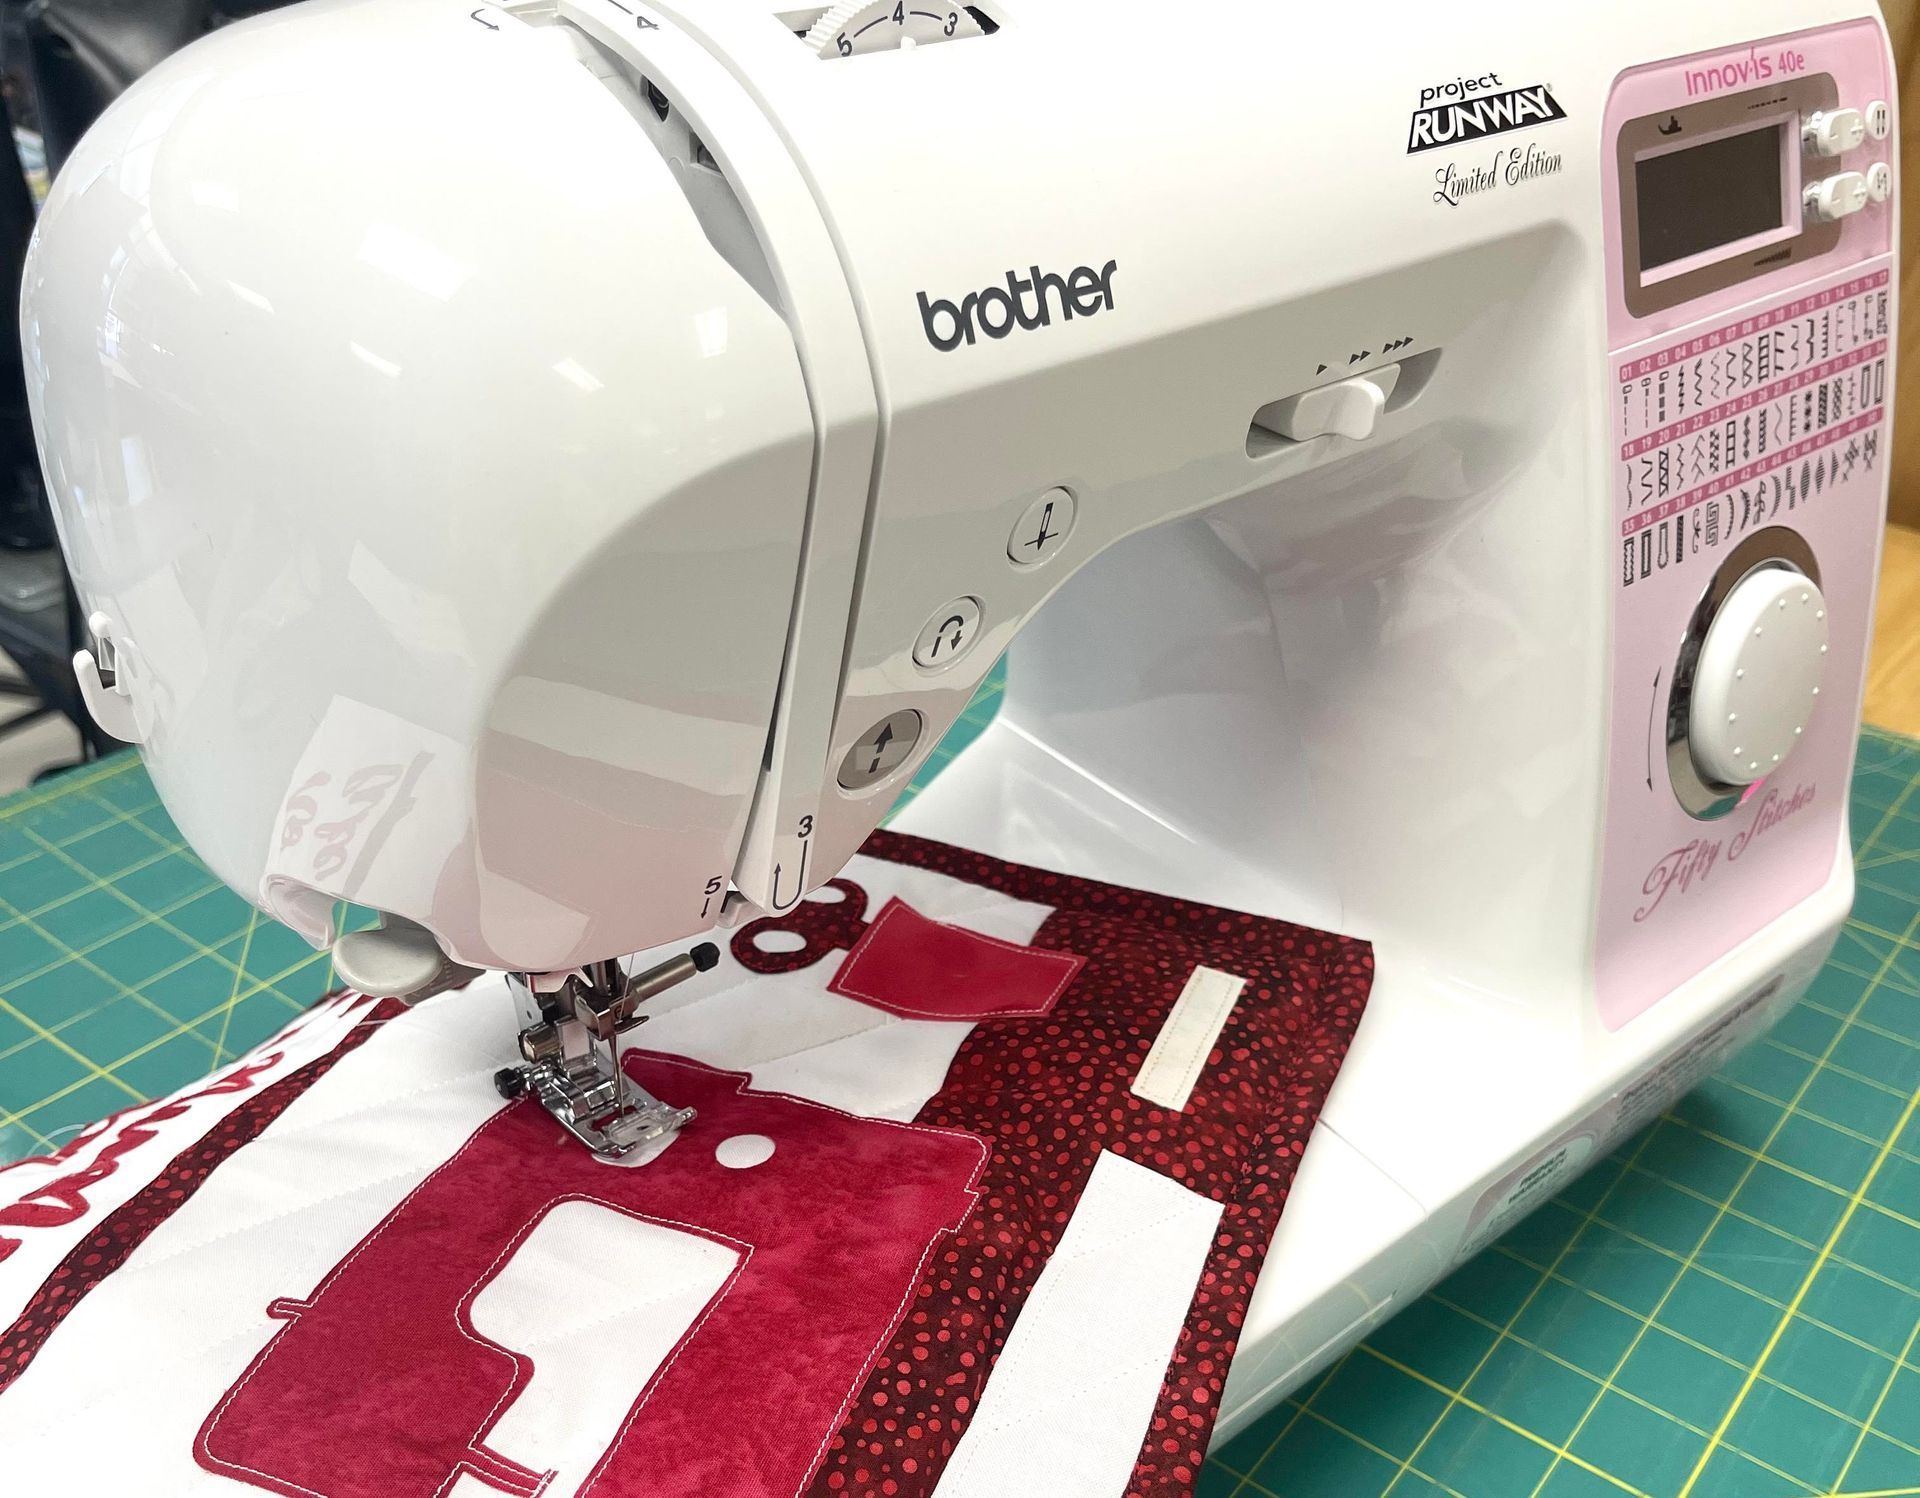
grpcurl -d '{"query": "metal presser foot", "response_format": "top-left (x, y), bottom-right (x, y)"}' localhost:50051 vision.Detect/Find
top-left (494, 944), bottom-right (720, 1159)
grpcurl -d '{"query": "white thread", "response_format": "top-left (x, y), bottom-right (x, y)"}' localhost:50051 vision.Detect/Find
top-left (1131, 966), bottom-right (1247, 1112)
top-left (201, 1050), bottom-right (991, 1498)
top-left (829, 899), bottom-right (1082, 1019)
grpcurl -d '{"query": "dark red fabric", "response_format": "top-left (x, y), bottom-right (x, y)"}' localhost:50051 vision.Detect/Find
top-left (0, 999), bottom-right (403, 1396)
top-left (732, 877), bottom-right (869, 975)
top-left (196, 1056), bottom-right (986, 1498)
top-left (0, 832), bottom-right (1372, 1498)
top-left (807, 831), bottom-right (1373, 1498)
top-left (828, 896), bottom-right (1084, 1020)
top-left (0, 1054), bottom-right (285, 1263)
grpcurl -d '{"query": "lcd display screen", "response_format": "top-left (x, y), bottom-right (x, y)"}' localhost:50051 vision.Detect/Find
top-left (1636, 124), bottom-right (1786, 274)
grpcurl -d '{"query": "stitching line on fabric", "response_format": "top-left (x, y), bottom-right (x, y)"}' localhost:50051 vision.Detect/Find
top-left (829, 899), bottom-right (1084, 1019)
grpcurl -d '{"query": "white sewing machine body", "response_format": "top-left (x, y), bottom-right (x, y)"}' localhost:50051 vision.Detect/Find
top-left (21, 0), bottom-right (1897, 1437)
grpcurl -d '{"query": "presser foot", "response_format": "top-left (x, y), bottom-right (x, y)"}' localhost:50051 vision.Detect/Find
top-left (515, 1058), bottom-right (695, 1159)
top-left (499, 944), bottom-right (719, 1160)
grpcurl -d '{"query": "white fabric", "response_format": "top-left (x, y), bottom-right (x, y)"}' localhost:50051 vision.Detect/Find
top-left (931, 1151), bottom-right (1223, 1498)
top-left (470, 1202), bottom-right (740, 1491)
top-left (1131, 966), bottom-right (1246, 1112)
top-left (0, 990), bottom-right (384, 1328)
top-left (637, 856), bottom-right (1051, 1120)
top-left (0, 851), bottom-right (1092, 1498)
top-left (0, 992), bottom-right (516, 1490)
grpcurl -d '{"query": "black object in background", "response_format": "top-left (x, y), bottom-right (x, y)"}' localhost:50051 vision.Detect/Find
top-left (0, 0), bottom-right (300, 764)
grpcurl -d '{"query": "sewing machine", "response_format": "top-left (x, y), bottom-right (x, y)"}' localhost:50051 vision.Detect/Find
top-left (20, 0), bottom-right (1897, 1439)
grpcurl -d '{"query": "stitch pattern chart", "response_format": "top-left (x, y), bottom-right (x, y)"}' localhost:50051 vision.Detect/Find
top-left (1616, 271), bottom-right (1890, 581)
top-left (1596, 254), bottom-right (1890, 1031)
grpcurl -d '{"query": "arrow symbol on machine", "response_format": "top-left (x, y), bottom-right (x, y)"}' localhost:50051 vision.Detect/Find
top-left (867, 723), bottom-right (895, 774)
top-left (1645, 667), bottom-right (1662, 791)
top-left (768, 843), bottom-right (810, 911)
top-left (1349, 351), bottom-right (1372, 364)
top-left (470, 6), bottom-right (499, 26)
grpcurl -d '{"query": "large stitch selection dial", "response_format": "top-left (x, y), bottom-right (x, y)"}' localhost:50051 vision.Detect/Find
top-left (1687, 565), bottom-right (1829, 788)
top-left (806, 0), bottom-right (982, 55)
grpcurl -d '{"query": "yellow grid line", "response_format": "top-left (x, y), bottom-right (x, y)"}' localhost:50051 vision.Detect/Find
top-left (1758, 1034), bottom-right (1920, 1109)
top-left (1827, 913), bottom-right (1920, 952)
top-left (0, 946), bottom-right (328, 1136)
top-left (7, 778), bottom-right (169, 862)
top-left (14, 822), bottom-right (268, 989)
top-left (0, 812), bottom-right (137, 878)
top-left (0, 990), bottom-right (144, 1104)
top-left (1497, 1214), bottom-right (1903, 1397)
top-left (208, 907), bottom-right (261, 1067)
top-left (1462, 1156), bottom-right (1899, 1483)
top-left (1659, 1111), bottom-right (1920, 1234)
top-left (1287, 1400), bottom-right (1482, 1498)
top-left (0, 774), bottom-right (331, 1136)
top-left (0, 868), bottom-right (222, 1003)
top-left (0, 886), bottom-right (274, 1095)
top-left (1364, 1342), bottom-right (1658, 1498)
top-left (1422, 1287), bottom-right (1829, 1495)
top-left (0, 1111), bottom-right (53, 1152)
top-left (0, 753), bottom-right (139, 822)
top-left (1372, 1125), bottom-right (1670, 1498)
top-left (1521, 992), bottom-right (1904, 1489)
top-left (1827, 1309), bottom-right (1920, 1493)
top-left (1506, 780), bottom-right (1920, 1497)
top-left (0, 722), bottom-right (1916, 1498)
top-left (1592, 1164), bottom-right (1920, 1347)
top-left (1479, 1243), bottom-right (1920, 1465)
top-left (1800, 989), bottom-right (1920, 1050)
top-left (1677, 1015), bottom-right (1920, 1490)
top-left (1219, 1348), bottom-right (1363, 1498)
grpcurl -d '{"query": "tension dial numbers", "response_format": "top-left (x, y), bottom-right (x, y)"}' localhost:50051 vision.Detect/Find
top-left (806, 0), bottom-right (982, 56)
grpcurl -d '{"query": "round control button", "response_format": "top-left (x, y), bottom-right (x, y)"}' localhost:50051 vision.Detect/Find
top-left (1867, 100), bottom-right (1893, 142)
top-left (1867, 161), bottom-right (1893, 205)
top-left (1687, 567), bottom-right (1828, 788)
top-left (913, 597), bottom-right (982, 671)
top-left (1008, 488), bottom-right (1075, 568)
top-left (837, 709), bottom-right (922, 791)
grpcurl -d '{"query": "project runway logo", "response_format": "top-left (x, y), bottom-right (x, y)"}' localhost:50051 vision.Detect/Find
top-left (1407, 72), bottom-right (1567, 153)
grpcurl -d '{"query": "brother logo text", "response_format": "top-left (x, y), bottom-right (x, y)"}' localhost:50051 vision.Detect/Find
top-left (918, 260), bottom-right (1119, 351)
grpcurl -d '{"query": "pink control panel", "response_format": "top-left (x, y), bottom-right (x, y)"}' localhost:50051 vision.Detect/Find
top-left (1596, 20), bottom-right (1894, 1028)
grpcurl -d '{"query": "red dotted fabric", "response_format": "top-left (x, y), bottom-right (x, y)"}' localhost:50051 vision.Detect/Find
top-left (0, 1000), bottom-right (404, 1396)
top-left (0, 832), bottom-right (1368, 1498)
top-left (802, 830), bottom-right (1373, 1498)
top-left (732, 877), bottom-right (870, 975)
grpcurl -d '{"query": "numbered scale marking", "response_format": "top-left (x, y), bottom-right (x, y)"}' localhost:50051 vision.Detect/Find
top-left (806, 0), bottom-right (981, 55)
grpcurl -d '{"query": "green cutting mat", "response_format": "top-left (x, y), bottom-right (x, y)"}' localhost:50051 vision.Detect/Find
top-left (1, 682), bottom-right (1918, 1498)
